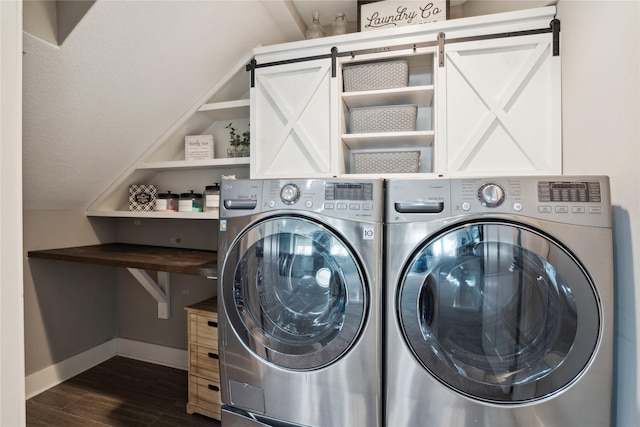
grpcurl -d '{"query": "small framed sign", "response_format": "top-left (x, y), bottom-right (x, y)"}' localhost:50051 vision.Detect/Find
top-left (358, 0), bottom-right (449, 32)
top-left (185, 134), bottom-right (214, 161)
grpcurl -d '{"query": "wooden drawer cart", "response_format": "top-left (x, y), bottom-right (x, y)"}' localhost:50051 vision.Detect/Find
top-left (185, 298), bottom-right (222, 420)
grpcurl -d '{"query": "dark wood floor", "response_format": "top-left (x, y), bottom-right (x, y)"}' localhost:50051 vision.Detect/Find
top-left (26, 356), bottom-right (221, 427)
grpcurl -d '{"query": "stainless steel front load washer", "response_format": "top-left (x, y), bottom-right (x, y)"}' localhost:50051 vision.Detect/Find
top-left (385, 176), bottom-right (613, 427)
top-left (218, 179), bottom-right (383, 427)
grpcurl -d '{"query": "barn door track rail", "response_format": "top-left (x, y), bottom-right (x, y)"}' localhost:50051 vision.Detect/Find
top-left (246, 18), bottom-right (560, 83)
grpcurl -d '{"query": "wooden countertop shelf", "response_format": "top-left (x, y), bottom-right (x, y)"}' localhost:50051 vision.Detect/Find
top-left (28, 243), bottom-right (218, 278)
top-left (28, 243), bottom-right (218, 319)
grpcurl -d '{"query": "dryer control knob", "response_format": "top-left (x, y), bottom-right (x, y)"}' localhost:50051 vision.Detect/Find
top-left (280, 184), bottom-right (300, 205)
top-left (478, 183), bottom-right (505, 207)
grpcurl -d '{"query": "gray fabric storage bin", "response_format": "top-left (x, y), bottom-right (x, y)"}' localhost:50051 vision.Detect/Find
top-left (343, 60), bottom-right (409, 92)
top-left (350, 104), bottom-right (417, 134)
top-left (352, 151), bottom-right (420, 174)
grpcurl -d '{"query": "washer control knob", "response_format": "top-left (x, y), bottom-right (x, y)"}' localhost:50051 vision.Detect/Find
top-left (461, 202), bottom-right (471, 211)
top-left (280, 184), bottom-right (300, 205)
top-left (478, 183), bottom-right (505, 208)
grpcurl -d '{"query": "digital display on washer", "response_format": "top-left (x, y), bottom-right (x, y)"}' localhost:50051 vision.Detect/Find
top-left (538, 181), bottom-right (602, 203)
top-left (325, 183), bottom-right (373, 201)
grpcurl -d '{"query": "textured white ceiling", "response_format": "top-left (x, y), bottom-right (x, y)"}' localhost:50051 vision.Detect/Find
top-left (22, 0), bottom-right (301, 210)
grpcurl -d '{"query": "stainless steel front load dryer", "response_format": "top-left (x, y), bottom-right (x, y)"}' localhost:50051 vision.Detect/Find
top-left (218, 179), bottom-right (383, 427)
top-left (385, 176), bottom-right (613, 427)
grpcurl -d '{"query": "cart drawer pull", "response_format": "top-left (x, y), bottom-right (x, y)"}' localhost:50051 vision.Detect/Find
top-left (208, 384), bottom-right (220, 392)
top-left (207, 352), bottom-right (219, 360)
top-left (207, 320), bottom-right (218, 328)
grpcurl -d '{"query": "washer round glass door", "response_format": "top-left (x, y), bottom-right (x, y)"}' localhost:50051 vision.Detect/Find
top-left (399, 220), bottom-right (601, 403)
top-left (223, 216), bottom-right (367, 370)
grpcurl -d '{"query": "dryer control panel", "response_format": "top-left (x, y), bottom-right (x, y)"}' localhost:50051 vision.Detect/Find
top-left (386, 176), bottom-right (611, 228)
top-left (450, 175), bottom-right (611, 227)
top-left (537, 181), bottom-right (602, 203)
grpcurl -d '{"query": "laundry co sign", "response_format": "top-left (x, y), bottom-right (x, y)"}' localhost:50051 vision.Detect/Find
top-left (359, 0), bottom-right (448, 31)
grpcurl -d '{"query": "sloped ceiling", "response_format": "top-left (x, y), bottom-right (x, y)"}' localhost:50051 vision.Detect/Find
top-left (23, 0), bottom-right (551, 211)
top-left (22, 0), bottom-right (304, 210)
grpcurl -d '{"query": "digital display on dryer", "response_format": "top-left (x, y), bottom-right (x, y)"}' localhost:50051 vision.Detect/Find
top-left (538, 181), bottom-right (602, 203)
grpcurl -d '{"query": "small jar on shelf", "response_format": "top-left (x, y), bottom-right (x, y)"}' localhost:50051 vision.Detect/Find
top-left (179, 191), bottom-right (204, 212)
top-left (156, 191), bottom-right (179, 212)
top-left (204, 184), bottom-right (221, 212)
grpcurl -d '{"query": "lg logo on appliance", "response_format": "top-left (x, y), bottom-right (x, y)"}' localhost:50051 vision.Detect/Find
top-left (363, 225), bottom-right (375, 240)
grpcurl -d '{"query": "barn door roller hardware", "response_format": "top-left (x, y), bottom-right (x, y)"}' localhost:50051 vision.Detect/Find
top-left (246, 47), bottom-right (340, 87)
top-left (551, 19), bottom-right (561, 56)
top-left (438, 18), bottom-right (561, 67)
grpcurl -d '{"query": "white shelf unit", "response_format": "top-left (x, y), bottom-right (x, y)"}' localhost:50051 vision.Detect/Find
top-left (338, 49), bottom-right (436, 176)
top-left (341, 131), bottom-right (435, 150)
top-left (341, 86), bottom-right (434, 109)
top-left (87, 52), bottom-right (254, 219)
top-left (249, 6), bottom-right (560, 179)
top-left (87, 210), bottom-right (220, 220)
top-left (137, 157), bottom-right (249, 172)
top-left (197, 99), bottom-right (249, 120)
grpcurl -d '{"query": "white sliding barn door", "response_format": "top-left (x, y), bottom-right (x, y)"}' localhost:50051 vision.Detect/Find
top-left (438, 33), bottom-right (561, 175)
top-left (251, 59), bottom-right (334, 178)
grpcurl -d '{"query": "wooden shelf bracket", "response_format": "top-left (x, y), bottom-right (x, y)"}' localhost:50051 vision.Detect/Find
top-left (127, 268), bottom-right (171, 319)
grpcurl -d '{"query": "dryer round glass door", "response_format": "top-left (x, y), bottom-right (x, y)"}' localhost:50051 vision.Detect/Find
top-left (222, 216), bottom-right (367, 370)
top-left (398, 220), bottom-right (601, 404)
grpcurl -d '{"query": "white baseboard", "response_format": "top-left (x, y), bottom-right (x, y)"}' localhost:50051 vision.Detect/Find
top-left (115, 338), bottom-right (188, 371)
top-left (25, 340), bottom-right (116, 400)
top-left (25, 338), bottom-right (188, 399)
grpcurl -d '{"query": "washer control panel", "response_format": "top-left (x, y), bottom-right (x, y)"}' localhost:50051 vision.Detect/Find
top-left (220, 179), bottom-right (383, 221)
top-left (269, 180), bottom-right (379, 220)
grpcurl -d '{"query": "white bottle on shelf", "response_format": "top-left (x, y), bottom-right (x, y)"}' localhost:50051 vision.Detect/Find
top-left (332, 13), bottom-right (348, 36)
top-left (306, 11), bottom-right (326, 39)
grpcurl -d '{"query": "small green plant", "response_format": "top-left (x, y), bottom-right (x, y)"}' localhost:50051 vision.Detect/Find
top-left (226, 123), bottom-right (250, 149)
top-left (226, 123), bottom-right (250, 158)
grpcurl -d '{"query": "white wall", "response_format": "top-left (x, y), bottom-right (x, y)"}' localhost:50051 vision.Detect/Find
top-left (0, 1), bottom-right (24, 425)
top-left (557, 1), bottom-right (640, 425)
